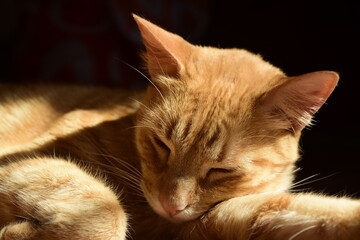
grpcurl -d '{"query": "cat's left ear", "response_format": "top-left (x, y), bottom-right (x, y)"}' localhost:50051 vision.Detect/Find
top-left (260, 71), bottom-right (339, 133)
top-left (133, 14), bottom-right (191, 79)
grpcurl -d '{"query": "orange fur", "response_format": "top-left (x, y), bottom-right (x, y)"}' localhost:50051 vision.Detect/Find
top-left (0, 15), bottom-right (358, 240)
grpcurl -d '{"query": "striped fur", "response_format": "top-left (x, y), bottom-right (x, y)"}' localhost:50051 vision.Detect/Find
top-left (0, 15), bottom-right (357, 240)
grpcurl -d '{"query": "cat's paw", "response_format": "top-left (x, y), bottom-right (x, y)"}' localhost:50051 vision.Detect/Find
top-left (0, 221), bottom-right (36, 240)
top-left (0, 158), bottom-right (127, 240)
top-left (0, 214), bottom-right (126, 240)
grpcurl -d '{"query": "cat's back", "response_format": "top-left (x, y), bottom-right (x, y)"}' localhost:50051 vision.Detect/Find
top-left (0, 84), bottom-right (143, 154)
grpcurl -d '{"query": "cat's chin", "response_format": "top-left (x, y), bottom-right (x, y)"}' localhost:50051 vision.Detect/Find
top-left (155, 205), bottom-right (202, 223)
top-left (166, 213), bottom-right (201, 223)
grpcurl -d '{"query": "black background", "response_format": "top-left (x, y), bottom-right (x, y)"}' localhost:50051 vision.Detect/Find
top-left (201, 1), bottom-right (360, 196)
top-left (1, 0), bottom-right (359, 196)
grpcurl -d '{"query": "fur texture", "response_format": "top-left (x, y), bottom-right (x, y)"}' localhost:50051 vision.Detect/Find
top-left (0, 15), bottom-right (359, 240)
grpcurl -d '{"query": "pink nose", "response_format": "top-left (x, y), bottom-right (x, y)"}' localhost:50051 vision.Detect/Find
top-left (159, 197), bottom-right (188, 217)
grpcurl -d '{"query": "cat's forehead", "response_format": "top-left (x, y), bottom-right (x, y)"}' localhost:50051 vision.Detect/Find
top-left (162, 51), bottom-right (280, 150)
top-left (186, 47), bottom-right (284, 97)
top-left (143, 47), bottom-right (285, 156)
top-left (174, 49), bottom-right (281, 113)
top-left (158, 93), bottom-right (248, 160)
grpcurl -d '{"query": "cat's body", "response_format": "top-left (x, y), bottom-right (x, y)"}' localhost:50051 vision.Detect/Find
top-left (1, 15), bottom-right (359, 239)
top-left (0, 85), bottom-right (171, 239)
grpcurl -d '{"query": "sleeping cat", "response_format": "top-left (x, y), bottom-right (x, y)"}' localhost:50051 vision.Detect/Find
top-left (0, 14), bottom-right (359, 240)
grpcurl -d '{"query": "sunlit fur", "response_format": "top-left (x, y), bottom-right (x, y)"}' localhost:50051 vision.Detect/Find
top-left (0, 15), bottom-right (359, 240)
top-left (136, 47), bottom-right (298, 221)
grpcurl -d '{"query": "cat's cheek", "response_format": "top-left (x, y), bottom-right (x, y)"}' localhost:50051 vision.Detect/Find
top-left (141, 181), bottom-right (171, 220)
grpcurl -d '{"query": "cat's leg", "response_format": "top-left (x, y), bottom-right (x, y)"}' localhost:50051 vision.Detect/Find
top-left (184, 192), bottom-right (360, 240)
top-left (0, 157), bottom-right (127, 240)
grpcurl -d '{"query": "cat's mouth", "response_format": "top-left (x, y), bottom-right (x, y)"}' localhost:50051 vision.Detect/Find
top-left (157, 204), bottom-right (203, 223)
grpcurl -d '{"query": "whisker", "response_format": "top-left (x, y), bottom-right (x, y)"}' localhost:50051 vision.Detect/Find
top-left (288, 188), bottom-right (312, 193)
top-left (291, 167), bottom-right (302, 175)
top-left (78, 139), bottom-right (129, 169)
top-left (50, 125), bottom-right (147, 199)
top-left (117, 59), bottom-right (165, 102)
top-left (288, 225), bottom-right (317, 240)
top-left (290, 174), bottom-right (320, 189)
top-left (129, 98), bottom-right (152, 112)
top-left (291, 173), bottom-right (338, 189)
top-left (99, 167), bottom-right (143, 194)
top-left (86, 151), bottom-right (142, 177)
top-left (92, 160), bottom-right (141, 185)
top-left (72, 136), bottom-right (144, 194)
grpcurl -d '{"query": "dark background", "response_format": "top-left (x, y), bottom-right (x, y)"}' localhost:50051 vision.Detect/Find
top-left (1, 0), bottom-right (359, 196)
top-left (202, 1), bottom-right (360, 196)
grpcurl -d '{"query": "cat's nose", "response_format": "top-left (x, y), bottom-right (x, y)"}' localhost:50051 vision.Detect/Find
top-left (159, 196), bottom-right (188, 217)
top-left (163, 203), bottom-right (186, 217)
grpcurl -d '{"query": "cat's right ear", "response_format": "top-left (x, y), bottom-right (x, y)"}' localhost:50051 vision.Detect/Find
top-left (133, 14), bottom-right (191, 80)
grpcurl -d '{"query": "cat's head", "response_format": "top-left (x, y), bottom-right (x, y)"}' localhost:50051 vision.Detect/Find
top-left (133, 15), bottom-right (338, 223)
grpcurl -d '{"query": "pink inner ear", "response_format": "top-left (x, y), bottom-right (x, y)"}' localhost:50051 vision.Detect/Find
top-left (146, 47), bottom-right (181, 78)
top-left (297, 71), bottom-right (338, 101)
top-left (262, 71), bottom-right (339, 132)
top-left (133, 14), bottom-right (188, 78)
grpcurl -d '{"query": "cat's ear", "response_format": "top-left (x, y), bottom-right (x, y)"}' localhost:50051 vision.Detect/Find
top-left (260, 71), bottom-right (339, 133)
top-left (133, 14), bottom-right (190, 79)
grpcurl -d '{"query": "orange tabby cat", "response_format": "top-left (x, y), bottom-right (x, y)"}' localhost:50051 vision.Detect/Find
top-left (0, 15), bottom-right (359, 240)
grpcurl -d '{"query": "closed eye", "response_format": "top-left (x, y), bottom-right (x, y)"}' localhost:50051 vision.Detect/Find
top-left (153, 136), bottom-right (170, 152)
top-left (206, 168), bottom-right (235, 178)
top-left (151, 136), bottom-right (171, 166)
top-left (205, 167), bottom-right (243, 185)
